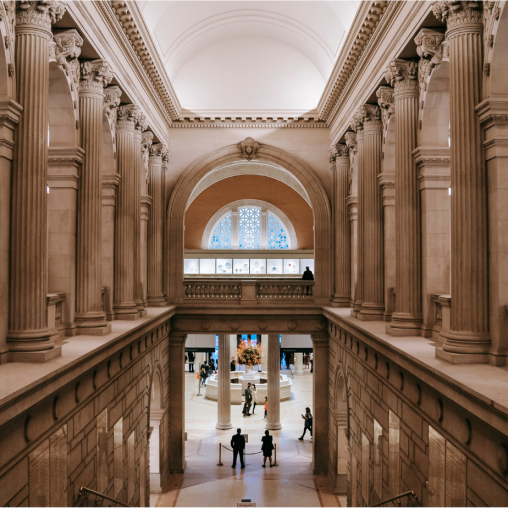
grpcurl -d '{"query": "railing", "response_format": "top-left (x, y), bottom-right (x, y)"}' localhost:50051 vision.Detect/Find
top-left (373, 490), bottom-right (417, 507)
top-left (184, 281), bottom-right (242, 298)
top-left (78, 487), bottom-right (130, 507)
top-left (257, 281), bottom-right (313, 298)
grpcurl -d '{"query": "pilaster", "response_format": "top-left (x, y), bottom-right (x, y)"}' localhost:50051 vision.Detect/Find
top-left (266, 333), bottom-right (281, 430)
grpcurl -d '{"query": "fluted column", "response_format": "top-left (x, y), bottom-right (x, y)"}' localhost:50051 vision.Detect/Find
top-left (266, 333), bottom-right (281, 430)
top-left (147, 143), bottom-right (168, 305)
top-left (346, 132), bottom-right (358, 306)
top-left (114, 105), bottom-right (142, 320)
top-left (432, 1), bottom-right (489, 356)
top-left (7, 1), bottom-right (65, 355)
top-left (350, 113), bottom-right (365, 317)
top-left (75, 60), bottom-right (114, 334)
top-left (294, 352), bottom-right (303, 376)
top-left (133, 114), bottom-right (147, 316)
top-left (216, 333), bottom-right (232, 430)
top-left (384, 59), bottom-right (422, 335)
top-left (331, 144), bottom-right (351, 307)
top-left (359, 105), bottom-right (384, 320)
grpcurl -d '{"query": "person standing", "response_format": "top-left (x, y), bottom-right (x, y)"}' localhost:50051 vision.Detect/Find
top-left (303, 353), bottom-right (310, 370)
top-left (298, 407), bottom-right (313, 440)
top-left (243, 383), bottom-right (252, 417)
top-left (302, 266), bottom-right (314, 295)
top-left (209, 356), bottom-right (215, 374)
top-left (230, 356), bottom-right (236, 372)
top-left (251, 384), bottom-right (258, 414)
top-left (199, 367), bottom-right (207, 387)
top-left (263, 397), bottom-right (268, 420)
top-left (188, 351), bottom-right (195, 372)
top-left (231, 428), bottom-right (245, 468)
top-left (261, 430), bottom-right (274, 467)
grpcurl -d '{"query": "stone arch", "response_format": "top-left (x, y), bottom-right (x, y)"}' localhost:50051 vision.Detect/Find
top-left (166, 143), bottom-right (332, 304)
top-left (333, 363), bottom-right (349, 495)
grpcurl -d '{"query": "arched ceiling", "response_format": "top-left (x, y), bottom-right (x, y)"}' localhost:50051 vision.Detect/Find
top-left (138, 1), bottom-right (360, 113)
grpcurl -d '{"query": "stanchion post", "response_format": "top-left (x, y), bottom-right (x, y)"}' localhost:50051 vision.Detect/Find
top-left (217, 443), bottom-right (223, 466)
top-left (273, 443), bottom-right (279, 466)
top-left (197, 376), bottom-right (202, 396)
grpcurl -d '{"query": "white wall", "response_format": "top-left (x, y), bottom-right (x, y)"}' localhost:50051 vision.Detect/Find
top-left (186, 334), bottom-right (216, 348)
top-left (281, 334), bottom-right (313, 348)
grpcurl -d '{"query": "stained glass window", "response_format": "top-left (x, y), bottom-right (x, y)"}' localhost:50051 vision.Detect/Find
top-left (239, 207), bottom-right (260, 249)
top-left (210, 212), bottom-right (231, 249)
top-left (268, 212), bottom-right (289, 249)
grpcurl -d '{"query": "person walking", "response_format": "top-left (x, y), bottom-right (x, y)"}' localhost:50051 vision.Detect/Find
top-left (199, 367), bottom-right (207, 387)
top-left (298, 407), bottom-right (313, 440)
top-left (243, 383), bottom-right (252, 417)
top-left (251, 384), bottom-right (258, 414)
top-left (263, 397), bottom-right (267, 420)
top-left (231, 428), bottom-right (245, 468)
top-left (188, 351), bottom-right (195, 372)
top-left (261, 430), bottom-right (274, 467)
top-left (208, 356), bottom-right (215, 374)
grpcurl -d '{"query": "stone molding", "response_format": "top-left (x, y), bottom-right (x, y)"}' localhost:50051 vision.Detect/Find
top-left (172, 116), bottom-right (327, 128)
top-left (384, 58), bottom-right (419, 95)
top-left (238, 136), bottom-right (260, 161)
top-left (0, 97), bottom-right (22, 160)
top-left (141, 194), bottom-right (152, 221)
top-left (317, 1), bottom-right (388, 122)
top-left (102, 172), bottom-right (121, 207)
top-left (15, 0), bottom-right (65, 33)
top-left (377, 173), bottom-right (395, 206)
top-left (79, 59), bottom-right (114, 96)
top-left (413, 146), bottom-right (451, 191)
top-left (48, 145), bottom-right (85, 165)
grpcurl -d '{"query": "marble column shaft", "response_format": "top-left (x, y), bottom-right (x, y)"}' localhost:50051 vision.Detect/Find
top-left (216, 333), bottom-right (232, 430)
top-left (385, 59), bottom-right (422, 333)
top-left (293, 352), bottom-right (303, 376)
top-left (333, 146), bottom-right (351, 306)
top-left (76, 60), bottom-right (113, 333)
top-left (147, 144), bottom-right (167, 305)
top-left (8, 2), bottom-right (65, 351)
top-left (433, 2), bottom-right (489, 353)
top-left (360, 106), bottom-right (384, 319)
top-left (114, 105), bottom-right (141, 319)
top-left (266, 333), bottom-right (281, 430)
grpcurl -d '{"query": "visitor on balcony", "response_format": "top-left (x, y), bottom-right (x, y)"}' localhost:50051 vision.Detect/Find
top-left (302, 266), bottom-right (314, 296)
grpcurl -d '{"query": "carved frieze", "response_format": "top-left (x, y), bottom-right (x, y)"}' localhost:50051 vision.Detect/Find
top-left (15, 0), bottom-right (65, 31)
top-left (376, 86), bottom-right (395, 130)
top-left (384, 59), bottom-right (419, 94)
top-left (238, 137), bottom-right (260, 161)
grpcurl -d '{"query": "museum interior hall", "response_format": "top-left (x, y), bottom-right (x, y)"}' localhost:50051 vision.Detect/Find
top-left (1, 0), bottom-right (508, 507)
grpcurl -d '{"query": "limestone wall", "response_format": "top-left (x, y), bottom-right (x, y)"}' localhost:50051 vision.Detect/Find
top-left (0, 318), bottom-right (172, 507)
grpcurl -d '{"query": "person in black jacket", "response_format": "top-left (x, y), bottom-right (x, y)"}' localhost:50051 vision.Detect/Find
top-left (231, 428), bottom-right (245, 468)
top-left (298, 407), bottom-right (313, 440)
top-left (188, 351), bottom-right (195, 372)
top-left (261, 430), bottom-right (274, 467)
top-left (302, 266), bottom-right (314, 295)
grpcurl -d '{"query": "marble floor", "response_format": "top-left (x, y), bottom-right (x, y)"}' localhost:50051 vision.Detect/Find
top-left (152, 368), bottom-right (346, 507)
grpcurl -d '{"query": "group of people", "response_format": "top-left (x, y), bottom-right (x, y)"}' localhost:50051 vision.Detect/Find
top-left (230, 428), bottom-right (275, 468)
top-left (198, 356), bottom-right (217, 386)
top-left (243, 382), bottom-right (267, 419)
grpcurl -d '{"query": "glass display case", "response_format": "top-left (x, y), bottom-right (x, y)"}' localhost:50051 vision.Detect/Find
top-left (284, 259), bottom-right (300, 274)
top-left (216, 258), bottom-right (233, 274)
top-left (184, 258), bottom-right (199, 275)
top-left (233, 259), bottom-right (250, 274)
top-left (299, 259), bottom-right (315, 274)
top-left (266, 258), bottom-right (283, 275)
top-left (199, 258), bottom-right (216, 274)
top-left (250, 259), bottom-right (266, 274)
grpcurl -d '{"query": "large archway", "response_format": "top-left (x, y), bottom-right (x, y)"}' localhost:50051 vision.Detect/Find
top-left (332, 363), bottom-right (349, 495)
top-left (166, 143), bottom-right (333, 304)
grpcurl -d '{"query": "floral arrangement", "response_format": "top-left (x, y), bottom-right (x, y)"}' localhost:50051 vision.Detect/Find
top-left (236, 340), bottom-right (263, 366)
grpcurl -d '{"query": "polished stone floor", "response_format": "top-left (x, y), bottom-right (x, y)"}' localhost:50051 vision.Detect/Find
top-left (152, 367), bottom-right (345, 507)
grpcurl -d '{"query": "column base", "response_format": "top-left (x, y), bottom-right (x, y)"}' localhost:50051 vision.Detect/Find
top-left (358, 303), bottom-right (385, 321)
top-left (331, 295), bottom-right (351, 307)
top-left (265, 422), bottom-right (282, 430)
top-left (9, 346), bottom-right (62, 363)
top-left (294, 371), bottom-right (304, 376)
top-left (147, 294), bottom-right (167, 307)
top-left (75, 312), bottom-right (111, 335)
top-left (351, 300), bottom-right (362, 317)
top-left (435, 347), bottom-right (489, 364)
top-left (386, 313), bottom-right (423, 336)
top-left (216, 422), bottom-right (233, 430)
top-left (113, 303), bottom-right (139, 321)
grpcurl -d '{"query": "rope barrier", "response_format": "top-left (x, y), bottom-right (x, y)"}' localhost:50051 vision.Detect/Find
top-left (217, 442), bottom-right (279, 466)
top-left (221, 444), bottom-right (263, 455)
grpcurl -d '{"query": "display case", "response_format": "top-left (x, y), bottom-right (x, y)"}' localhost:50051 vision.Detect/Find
top-left (199, 258), bottom-right (216, 274)
top-left (266, 258), bottom-right (283, 275)
top-left (284, 259), bottom-right (300, 274)
top-left (299, 259), bottom-right (315, 274)
top-left (184, 258), bottom-right (199, 275)
top-left (233, 259), bottom-right (250, 274)
top-left (216, 259), bottom-right (233, 274)
top-left (249, 259), bottom-right (266, 274)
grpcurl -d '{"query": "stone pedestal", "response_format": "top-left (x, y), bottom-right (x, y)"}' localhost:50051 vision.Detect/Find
top-left (266, 333), bottom-right (281, 430)
top-left (216, 333), bottom-right (232, 430)
top-left (7, 1), bottom-right (66, 356)
top-left (167, 333), bottom-right (187, 473)
top-left (294, 352), bottom-right (304, 376)
top-left (76, 60), bottom-right (113, 335)
top-left (433, 1), bottom-right (490, 358)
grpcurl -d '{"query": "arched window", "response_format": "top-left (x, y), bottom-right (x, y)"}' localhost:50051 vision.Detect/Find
top-left (204, 200), bottom-right (296, 250)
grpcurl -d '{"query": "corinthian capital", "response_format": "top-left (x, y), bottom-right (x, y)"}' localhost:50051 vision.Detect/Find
top-left (335, 143), bottom-right (350, 163)
top-left (51, 29), bottom-right (83, 79)
top-left (384, 59), bottom-right (418, 94)
top-left (432, 1), bottom-right (483, 29)
top-left (116, 104), bottom-right (141, 131)
top-left (359, 104), bottom-right (382, 131)
top-left (150, 142), bottom-right (168, 160)
top-left (135, 112), bottom-right (148, 133)
top-left (80, 59), bottom-right (114, 95)
top-left (376, 86), bottom-right (394, 129)
top-left (414, 28), bottom-right (445, 97)
top-left (329, 145), bottom-right (337, 169)
top-left (349, 110), bottom-right (364, 133)
top-left (16, 1), bottom-right (66, 31)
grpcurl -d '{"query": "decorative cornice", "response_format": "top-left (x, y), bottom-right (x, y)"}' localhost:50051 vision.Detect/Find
top-left (15, 0), bottom-right (65, 32)
top-left (80, 59), bottom-right (114, 96)
top-left (317, 1), bottom-right (388, 122)
top-left (171, 116), bottom-right (327, 128)
top-left (238, 137), bottom-right (260, 161)
top-left (384, 58), bottom-right (418, 95)
top-left (432, 1), bottom-right (483, 31)
top-left (102, 172), bottom-right (121, 189)
top-left (376, 86), bottom-right (394, 130)
top-left (413, 146), bottom-right (451, 167)
top-left (116, 103), bottom-right (141, 132)
top-left (48, 145), bottom-right (85, 166)
top-left (475, 99), bottom-right (508, 126)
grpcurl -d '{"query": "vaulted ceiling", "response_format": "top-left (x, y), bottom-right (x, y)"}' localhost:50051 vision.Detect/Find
top-left (138, 1), bottom-right (360, 113)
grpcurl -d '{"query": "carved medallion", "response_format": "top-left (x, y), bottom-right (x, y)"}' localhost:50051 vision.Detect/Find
top-left (230, 320), bottom-right (240, 330)
top-left (258, 320), bottom-right (268, 331)
top-left (238, 137), bottom-right (259, 161)
top-left (287, 320), bottom-right (297, 330)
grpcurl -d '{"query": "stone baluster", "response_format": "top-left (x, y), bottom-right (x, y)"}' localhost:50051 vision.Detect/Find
top-left (147, 143), bottom-right (168, 305)
top-left (432, 1), bottom-right (489, 358)
top-left (350, 112), bottom-right (365, 317)
top-left (114, 104), bottom-right (142, 320)
top-left (331, 144), bottom-right (352, 307)
top-left (75, 59), bottom-right (114, 335)
top-left (359, 105), bottom-right (384, 320)
top-left (7, 1), bottom-right (66, 358)
top-left (133, 114), bottom-right (147, 316)
top-left (216, 333), bottom-right (232, 430)
top-left (266, 333), bottom-right (281, 430)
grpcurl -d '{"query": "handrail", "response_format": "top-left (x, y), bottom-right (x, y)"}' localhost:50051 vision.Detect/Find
top-left (78, 486), bottom-right (130, 507)
top-left (372, 490), bottom-right (417, 507)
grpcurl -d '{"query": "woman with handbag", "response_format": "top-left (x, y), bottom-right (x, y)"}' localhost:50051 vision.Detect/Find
top-left (261, 430), bottom-right (274, 467)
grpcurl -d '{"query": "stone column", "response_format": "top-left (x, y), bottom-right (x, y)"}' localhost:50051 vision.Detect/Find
top-left (167, 332), bottom-right (187, 473)
top-left (266, 333), bottom-right (281, 430)
top-left (359, 105), bottom-right (384, 320)
top-left (140, 132), bottom-right (153, 308)
top-left (294, 352), bottom-right (304, 376)
top-left (331, 144), bottom-right (351, 307)
top-left (114, 105), bottom-right (142, 320)
top-left (384, 59), bottom-right (422, 335)
top-left (350, 112), bottom-right (364, 317)
top-left (147, 143), bottom-right (168, 306)
top-left (260, 334), bottom-right (268, 372)
top-left (133, 115), bottom-right (147, 317)
top-left (311, 332), bottom-right (329, 474)
top-left (346, 132), bottom-right (358, 306)
top-left (7, 1), bottom-right (65, 357)
top-left (432, 1), bottom-right (490, 357)
top-left (216, 333), bottom-right (232, 430)
top-left (75, 60), bottom-right (114, 334)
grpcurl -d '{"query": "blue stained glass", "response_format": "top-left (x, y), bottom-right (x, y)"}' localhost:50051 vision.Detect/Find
top-left (268, 212), bottom-right (289, 250)
top-left (210, 212), bottom-right (232, 249)
top-left (239, 207), bottom-right (260, 249)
